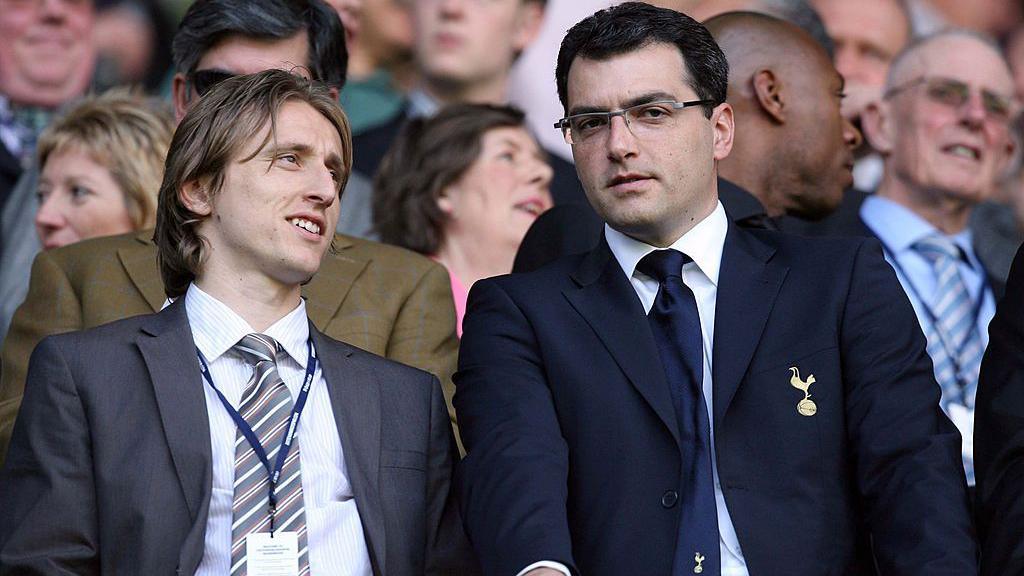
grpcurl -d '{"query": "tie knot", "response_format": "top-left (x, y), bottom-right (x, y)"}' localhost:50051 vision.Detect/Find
top-left (637, 249), bottom-right (692, 284)
top-left (913, 234), bottom-right (963, 264)
top-left (233, 333), bottom-right (281, 367)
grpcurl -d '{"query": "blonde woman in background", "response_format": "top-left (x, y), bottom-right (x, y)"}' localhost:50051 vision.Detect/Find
top-left (35, 91), bottom-right (173, 249)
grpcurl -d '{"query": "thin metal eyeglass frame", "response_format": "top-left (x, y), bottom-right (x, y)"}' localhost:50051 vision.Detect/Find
top-left (883, 75), bottom-right (1016, 120)
top-left (553, 99), bottom-right (715, 145)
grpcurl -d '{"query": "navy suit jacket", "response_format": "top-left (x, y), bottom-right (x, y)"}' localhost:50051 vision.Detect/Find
top-left (0, 298), bottom-right (476, 575)
top-left (455, 223), bottom-right (976, 575)
top-left (975, 242), bottom-right (1024, 575)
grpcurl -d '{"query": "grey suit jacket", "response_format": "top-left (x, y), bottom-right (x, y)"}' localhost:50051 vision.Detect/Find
top-left (0, 299), bottom-right (475, 575)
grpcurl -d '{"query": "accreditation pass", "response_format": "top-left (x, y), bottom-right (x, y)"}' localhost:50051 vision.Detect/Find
top-left (246, 532), bottom-right (300, 576)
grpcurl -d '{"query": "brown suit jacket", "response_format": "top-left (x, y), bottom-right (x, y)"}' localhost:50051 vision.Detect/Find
top-left (0, 230), bottom-right (460, 464)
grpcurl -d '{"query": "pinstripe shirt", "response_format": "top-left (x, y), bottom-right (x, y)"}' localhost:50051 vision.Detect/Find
top-left (187, 284), bottom-right (373, 575)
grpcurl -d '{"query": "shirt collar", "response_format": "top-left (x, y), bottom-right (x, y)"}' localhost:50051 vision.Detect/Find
top-left (861, 194), bottom-right (979, 266)
top-left (407, 88), bottom-right (440, 119)
top-left (605, 201), bottom-right (728, 287)
top-left (184, 283), bottom-right (311, 368)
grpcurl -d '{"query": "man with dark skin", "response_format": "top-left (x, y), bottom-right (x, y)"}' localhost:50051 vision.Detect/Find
top-left (708, 11), bottom-right (860, 220)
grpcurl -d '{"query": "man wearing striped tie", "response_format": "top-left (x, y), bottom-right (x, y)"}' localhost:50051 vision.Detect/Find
top-left (807, 29), bottom-right (1017, 490)
top-left (0, 70), bottom-right (475, 575)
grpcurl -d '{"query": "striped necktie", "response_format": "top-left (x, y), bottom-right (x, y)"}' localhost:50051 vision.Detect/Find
top-left (911, 235), bottom-right (984, 410)
top-left (230, 333), bottom-right (310, 575)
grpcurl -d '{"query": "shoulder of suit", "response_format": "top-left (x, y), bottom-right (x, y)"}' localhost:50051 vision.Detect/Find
top-left (315, 328), bottom-right (435, 381)
top-left (36, 230), bottom-right (152, 273)
top-left (40, 307), bottom-right (158, 351)
top-left (482, 250), bottom-right (591, 294)
top-left (745, 227), bottom-right (876, 266)
top-left (331, 233), bottom-right (440, 273)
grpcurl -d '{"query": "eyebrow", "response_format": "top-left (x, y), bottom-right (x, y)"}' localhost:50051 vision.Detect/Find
top-left (263, 142), bottom-right (346, 179)
top-left (568, 91), bottom-right (680, 116)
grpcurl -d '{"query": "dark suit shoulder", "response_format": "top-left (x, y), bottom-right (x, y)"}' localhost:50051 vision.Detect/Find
top-left (29, 310), bottom-right (161, 378)
top-left (352, 113), bottom-right (405, 177)
top-left (316, 327), bottom-right (436, 383)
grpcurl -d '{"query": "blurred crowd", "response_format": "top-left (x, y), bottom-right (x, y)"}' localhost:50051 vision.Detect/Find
top-left (1, 0), bottom-right (1024, 571)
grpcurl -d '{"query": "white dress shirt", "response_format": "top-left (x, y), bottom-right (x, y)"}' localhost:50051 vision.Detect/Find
top-left (186, 284), bottom-right (373, 576)
top-left (519, 203), bottom-right (748, 576)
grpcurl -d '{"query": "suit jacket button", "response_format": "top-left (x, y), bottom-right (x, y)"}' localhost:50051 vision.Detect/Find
top-left (662, 490), bottom-right (679, 508)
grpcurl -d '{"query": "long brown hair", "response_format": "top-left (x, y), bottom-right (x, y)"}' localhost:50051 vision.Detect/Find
top-left (154, 69), bottom-right (352, 298)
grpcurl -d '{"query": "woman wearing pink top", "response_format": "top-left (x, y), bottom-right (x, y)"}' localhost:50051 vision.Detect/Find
top-left (374, 103), bottom-right (553, 336)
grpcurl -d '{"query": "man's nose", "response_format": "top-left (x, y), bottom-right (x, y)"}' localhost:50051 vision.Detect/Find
top-left (843, 116), bottom-right (863, 149)
top-left (960, 92), bottom-right (989, 128)
top-left (307, 166), bottom-right (340, 207)
top-left (606, 114), bottom-right (638, 160)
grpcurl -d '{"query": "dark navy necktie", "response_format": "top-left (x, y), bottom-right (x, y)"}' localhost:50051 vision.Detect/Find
top-left (637, 249), bottom-right (721, 576)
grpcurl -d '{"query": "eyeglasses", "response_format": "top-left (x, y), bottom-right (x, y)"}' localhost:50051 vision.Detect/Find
top-left (189, 69), bottom-right (236, 97)
top-left (884, 76), bottom-right (1017, 122)
top-left (554, 99), bottom-right (714, 145)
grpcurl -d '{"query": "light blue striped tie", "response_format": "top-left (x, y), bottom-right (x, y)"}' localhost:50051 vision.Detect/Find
top-left (912, 235), bottom-right (984, 411)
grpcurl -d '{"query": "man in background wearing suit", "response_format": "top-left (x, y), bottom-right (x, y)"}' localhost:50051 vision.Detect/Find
top-left (0, 70), bottom-right (472, 575)
top-left (0, 0), bottom-right (461, 465)
top-left (454, 4), bottom-right (975, 575)
top-left (803, 30), bottom-right (1016, 487)
top-left (512, 10), bottom-right (861, 273)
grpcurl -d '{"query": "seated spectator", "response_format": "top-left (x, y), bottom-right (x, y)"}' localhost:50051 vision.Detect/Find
top-left (34, 91), bottom-right (173, 250)
top-left (374, 103), bottom-right (552, 335)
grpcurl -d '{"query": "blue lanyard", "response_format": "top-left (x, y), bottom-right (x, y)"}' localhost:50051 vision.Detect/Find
top-left (196, 338), bottom-right (317, 533)
top-left (865, 224), bottom-right (989, 398)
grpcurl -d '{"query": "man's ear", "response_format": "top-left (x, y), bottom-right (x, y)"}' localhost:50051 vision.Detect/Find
top-left (511, 2), bottom-right (545, 54)
top-left (180, 180), bottom-right (213, 216)
top-left (712, 102), bottom-right (735, 161)
top-left (861, 100), bottom-right (894, 155)
top-left (171, 72), bottom-right (191, 125)
top-left (752, 68), bottom-right (785, 124)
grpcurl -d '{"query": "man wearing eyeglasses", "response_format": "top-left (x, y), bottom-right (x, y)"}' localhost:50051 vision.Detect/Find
top-left (809, 30), bottom-right (1016, 492)
top-left (454, 4), bottom-right (976, 576)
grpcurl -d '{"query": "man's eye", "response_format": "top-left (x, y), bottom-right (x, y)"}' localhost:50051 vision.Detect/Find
top-left (575, 116), bottom-right (607, 131)
top-left (278, 154), bottom-right (299, 165)
top-left (928, 83), bottom-right (967, 105)
top-left (70, 185), bottom-right (91, 199)
top-left (638, 106), bottom-right (671, 119)
top-left (983, 93), bottom-right (1011, 118)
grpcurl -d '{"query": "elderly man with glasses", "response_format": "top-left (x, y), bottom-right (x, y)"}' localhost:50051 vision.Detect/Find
top-left (813, 29), bottom-right (1018, 492)
top-left (453, 4), bottom-right (977, 576)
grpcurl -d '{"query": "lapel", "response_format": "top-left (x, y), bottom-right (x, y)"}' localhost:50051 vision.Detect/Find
top-left (563, 240), bottom-right (680, 446)
top-left (136, 298), bottom-right (212, 522)
top-left (312, 326), bottom-right (387, 574)
top-left (119, 231), bottom-right (165, 312)
top-left (0, 140), bottom-right (21, 182)
top-left (302, 235), bottom-right (366, 331)
top-left (712, 224), bottom-right (788, 426)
